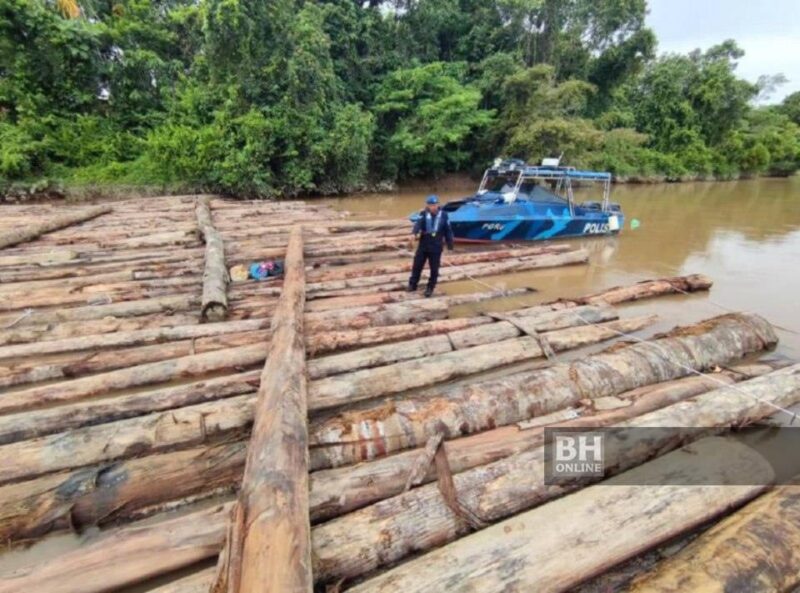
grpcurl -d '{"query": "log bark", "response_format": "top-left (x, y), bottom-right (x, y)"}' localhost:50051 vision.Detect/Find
top-left (308, 362), bottom-right (783, 522)
top-left (344, 437), bottom-right (773, 593)
top-left (0, 205), bottom-right (112, 249)
top-left (627, 481), bottom-right (800, 593)
top-left (197, 196), bottom-right (229, 321)
top-left (211, 225), bottom-right (312, 593)
top-left (309, 313), bottom-right (776, 469)
top-left (311, 364), bottom-right (800, 585)
top-left (308, 315), bottom-right (656, 412)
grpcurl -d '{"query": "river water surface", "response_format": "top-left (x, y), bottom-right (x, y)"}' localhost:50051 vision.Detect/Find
top-left (324, 176), bottom-right (800, 359)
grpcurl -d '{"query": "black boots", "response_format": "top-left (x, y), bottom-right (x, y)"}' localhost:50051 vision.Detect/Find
top-left (424, 288), bottom-right (433, 298)
top-left (406, 284), bottom-right (417, 292)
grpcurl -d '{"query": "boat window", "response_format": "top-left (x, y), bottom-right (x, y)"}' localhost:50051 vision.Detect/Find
top-left (484, 175), bottom-right (516, 193)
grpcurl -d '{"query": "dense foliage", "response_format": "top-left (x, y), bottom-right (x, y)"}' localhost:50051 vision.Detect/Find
top-left (1, 0), bottom-right (798, 197)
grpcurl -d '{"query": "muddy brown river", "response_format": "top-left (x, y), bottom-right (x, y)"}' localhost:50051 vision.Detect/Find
top-left (325, 176), bottom-right (800, 359)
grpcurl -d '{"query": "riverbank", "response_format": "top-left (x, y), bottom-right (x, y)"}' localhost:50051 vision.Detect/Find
top-left (2, 170), bottom-right (795, 204)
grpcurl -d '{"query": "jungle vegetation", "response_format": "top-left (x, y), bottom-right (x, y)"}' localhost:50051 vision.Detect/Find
top-left (2, 0), bottom-right (799, 197)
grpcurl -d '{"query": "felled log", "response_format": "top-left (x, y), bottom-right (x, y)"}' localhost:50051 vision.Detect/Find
top-left (308, 316), bottom-right (656, 412)
top-left (0, 342), bottom-right (267, 415)
top-left (344, 437), bottom-right (773, 593)
top-left (0, 205), bottom-right (112, 249)
top-left (308, 361), bottom-right (783, 522)
top-left (304, 287), bottom-right (532, 313)
top-left (576, 273), bottom-right (713, 304)
top-left (0, 329), bottom-right (267, 389)
top-left (211, 225), bottom-right (312, 593)
top-left (197, 196), bottom-right (229, 321)
top-left (0, 318), bottom-right (269, 360)
top-left (0, 293), bottom-right (200, 329)
top-left (311, 364), bottom-right (800, 584)
top-left (307, 317), bottom-right (492, 357)
top-left (0, 441), bottom-right (246, 541)
top-left (309, 312), bottom-right (776, 471)
top-left (627, 481), bottom-right (800, 593)
top-left (0, 370), bottom-right (261, 445)
top-left (0, 502), bottom-right (231, 593)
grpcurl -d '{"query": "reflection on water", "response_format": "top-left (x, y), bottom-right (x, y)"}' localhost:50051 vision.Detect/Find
top-left (324, 176), bottom-right (800, 358)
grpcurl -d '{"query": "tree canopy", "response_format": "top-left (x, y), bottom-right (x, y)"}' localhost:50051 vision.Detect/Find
top-left (1, 0), bottom-right (798, 197)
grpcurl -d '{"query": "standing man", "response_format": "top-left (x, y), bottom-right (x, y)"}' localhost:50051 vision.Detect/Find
top-left (408, 194), bottom-right (455, 297)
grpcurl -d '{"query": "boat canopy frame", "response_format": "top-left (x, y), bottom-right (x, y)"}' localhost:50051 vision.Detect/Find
top-left (477, 163), bottom-right (613, 216)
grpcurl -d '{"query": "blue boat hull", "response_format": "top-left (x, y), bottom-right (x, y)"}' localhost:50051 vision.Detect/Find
top-left (428, 196), bottom-right (624, 242)
top-left (449, 212), bottom-right (623, 242)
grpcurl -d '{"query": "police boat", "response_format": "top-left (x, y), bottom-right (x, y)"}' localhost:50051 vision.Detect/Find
top-left (415, 158), bottom-right (624, 242)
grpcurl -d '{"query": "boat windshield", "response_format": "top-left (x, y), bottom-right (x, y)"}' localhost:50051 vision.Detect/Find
top-left (483, 174), bottom-right (518, 194)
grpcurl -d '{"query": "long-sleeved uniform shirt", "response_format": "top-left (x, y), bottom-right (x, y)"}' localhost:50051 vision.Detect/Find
top-left (412, 208), bottom-right (455, 252)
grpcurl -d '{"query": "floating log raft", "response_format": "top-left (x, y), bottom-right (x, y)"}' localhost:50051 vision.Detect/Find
top-left (0, 194), bottom-right (791, 593)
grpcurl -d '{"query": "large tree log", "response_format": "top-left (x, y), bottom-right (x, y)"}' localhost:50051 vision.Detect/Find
top-left (197, 196), bottom-right (229, 321)
top-left (0, 342), bottom-right (267, 415)
top-left (304, 287), bottom-right (531, 313)
top-left (627, 481), bottom-right (800, 593)
top-left (308, 316), bottom-right (655, 412)
top-left (345, 437), bottom-right (773, 593)
top-left (307, 317), bottom-right (492, 356)
top-left (577, 273), bottom-right (713, 304)
top-left (0, 319), bottom-right (269, 360)
top-left (0, 503), bottom-right (231, 593)
top-left (309, 313), bottom-right (777, 469)
top-left (211, 225), bottom-right (312, 593)
top-left (0, 205), bottom-right (112, 249)
top-left (0, 329), bottom-right (267, 389)
top-left (311, 365), bottom-right (800, 585)
top-left (308, 362), bottom-right (783, 522)
top-left (0, 370), bottom-right (261, 445)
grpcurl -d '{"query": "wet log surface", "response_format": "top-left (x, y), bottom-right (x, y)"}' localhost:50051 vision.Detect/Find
top-left (0, 194), bottom-right (789, 593)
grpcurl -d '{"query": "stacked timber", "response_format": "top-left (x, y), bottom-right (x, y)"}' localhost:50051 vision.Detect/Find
top-left (0, 194), bottom-right (796, 593)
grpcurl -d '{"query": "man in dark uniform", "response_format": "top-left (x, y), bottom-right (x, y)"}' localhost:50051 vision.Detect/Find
top-left (408, 194), bottom-right (455, 297)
